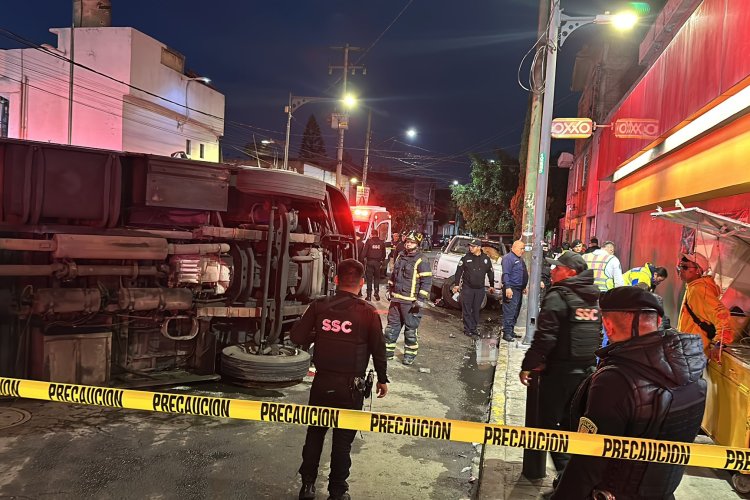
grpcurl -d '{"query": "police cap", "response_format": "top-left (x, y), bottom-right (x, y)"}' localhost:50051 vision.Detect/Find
top-left (599, 287), bottom-right (664, 317)
top-left (545, 252), bottom-right (586, 273)
top-left (468, 238), bottom-right (482, 247)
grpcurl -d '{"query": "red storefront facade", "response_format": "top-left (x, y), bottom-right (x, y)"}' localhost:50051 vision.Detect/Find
top-left (585, 0), bottom-right (750, 319)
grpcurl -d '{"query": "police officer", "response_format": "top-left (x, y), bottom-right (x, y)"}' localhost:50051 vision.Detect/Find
top-left (519, 251), bottom-right (600, 479)
top-left (551, 287), bottom-right (707, 500)
top-left (362, 233), bottom-right (387, 301)
top-left (451, 238), bottom-right (494, 338)
top-left (291, 259), bottom-right (389, 500)
top-left (385, 230), bottom-right (432, 365)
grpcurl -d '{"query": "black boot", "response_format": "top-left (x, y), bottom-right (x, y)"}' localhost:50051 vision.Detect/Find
top-left (327, 493), bottom-right (351, 500)
top-left (299, 482), bottom-right (316, 499)
top-left (374, 294), bottom-right (380, 301)
top-left (365, 294), bottom-right (372, 301)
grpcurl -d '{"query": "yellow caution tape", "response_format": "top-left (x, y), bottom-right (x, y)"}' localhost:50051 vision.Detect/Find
top-left (2, 376), bottom-right (749, 471)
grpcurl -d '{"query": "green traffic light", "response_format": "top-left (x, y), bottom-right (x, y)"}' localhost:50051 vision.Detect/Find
top-left (627, 2), bottom-right (651, 15)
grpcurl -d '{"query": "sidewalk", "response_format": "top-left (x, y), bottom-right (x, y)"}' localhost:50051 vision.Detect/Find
top-left (477, 327), bottom-right (557, 500)
top-left (476, 326), bottom-right (743, 500)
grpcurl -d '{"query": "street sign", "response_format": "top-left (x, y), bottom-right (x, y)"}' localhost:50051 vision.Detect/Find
top-left (356, 185), bottom-right (370, 205)
top-left (551, 118), bottom-right (594, 139)
top-left (331, 113), bottom-right (349, 130)
top-left (613, 118), bottom-right (659, 139)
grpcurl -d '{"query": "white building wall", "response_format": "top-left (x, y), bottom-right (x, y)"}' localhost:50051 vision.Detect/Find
top-left (0, 27), bottom-right (224, 160)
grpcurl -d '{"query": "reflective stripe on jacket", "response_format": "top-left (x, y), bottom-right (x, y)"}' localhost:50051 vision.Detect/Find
top-left (389, 251), bottom-right (432, 303)
top-left (582, 252), bottom-right (614, 291)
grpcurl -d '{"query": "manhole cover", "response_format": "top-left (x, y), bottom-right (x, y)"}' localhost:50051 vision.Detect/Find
top-left (0, 408), bottom-right (31, 429)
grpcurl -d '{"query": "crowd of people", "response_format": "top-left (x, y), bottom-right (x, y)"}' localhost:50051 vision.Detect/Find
top-left (518, 235), bottom-right (734, 499)
top-left (290, 229), bottom-right (733, 499)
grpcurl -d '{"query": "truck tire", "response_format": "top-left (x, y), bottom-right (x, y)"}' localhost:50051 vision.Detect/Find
top-left (221, 345), bottom-right (311, 383)
top-left (442, 277), bottom-right (488, 310)
top-left (236, 168), bottom-right (327, 202)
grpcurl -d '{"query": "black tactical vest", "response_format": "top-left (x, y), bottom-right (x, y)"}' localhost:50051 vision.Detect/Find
top-left (551, 287), bottom-right (601, 361)
top-left (571, 349), bottom-right (707, 497)
top-left (312, 294), bottom-right (371, 376)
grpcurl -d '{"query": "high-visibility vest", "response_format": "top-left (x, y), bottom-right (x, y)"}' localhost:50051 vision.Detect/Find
top-left (623, 264), bottom-right (653, 289)
top-left (583, 252), bottom-right (614, 291)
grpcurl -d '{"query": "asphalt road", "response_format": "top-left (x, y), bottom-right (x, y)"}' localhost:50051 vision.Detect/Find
top-left (0, 297), bottom-right (498, 500)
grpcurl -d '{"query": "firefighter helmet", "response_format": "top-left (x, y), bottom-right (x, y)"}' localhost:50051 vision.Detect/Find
top-left (405, 230), bottom-right (423, 244)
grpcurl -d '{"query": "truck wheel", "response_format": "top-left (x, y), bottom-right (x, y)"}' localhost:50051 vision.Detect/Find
top-left (236, 168), bottom-right (327, 202)
top-left (442, 278), bottom-right (461, 310)
top-left (732, 473), bottom-right (750, 494)
top-left (221, 345), bottom-right (311, 383)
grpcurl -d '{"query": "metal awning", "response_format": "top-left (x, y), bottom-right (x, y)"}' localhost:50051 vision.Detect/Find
top-left (651, 207), bottom-right (750, 296)
top-left (650, 207), bottom-right (750, 246)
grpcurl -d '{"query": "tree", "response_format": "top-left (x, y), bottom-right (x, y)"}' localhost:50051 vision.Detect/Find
top-left (451, 153), bottom-right (518, 235)
top-left (298, 114), bottom-right (327, 161)
top-left (379, 190), bottom-right (421, 233)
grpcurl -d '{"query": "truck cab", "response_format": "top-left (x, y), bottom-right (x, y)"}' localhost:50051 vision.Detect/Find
top-left (431, 235), bottom-right (506, 309)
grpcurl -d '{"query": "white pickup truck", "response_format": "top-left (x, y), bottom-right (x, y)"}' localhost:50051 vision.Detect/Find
top-left (430, 235), bottom-right (507, 309)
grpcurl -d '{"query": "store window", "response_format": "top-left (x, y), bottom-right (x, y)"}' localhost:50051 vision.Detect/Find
top-left (0, 97), bottom-right (8, 138)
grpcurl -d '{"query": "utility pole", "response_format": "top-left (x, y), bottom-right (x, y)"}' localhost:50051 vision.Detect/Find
top-left (67, 9), bottom-right (77, 145)
top-left (522, 0), bottom-right (552, 344)
top-left (329, 44), bottom-right (365, 191)
top-left (362, 109), bottom-right (372, 187)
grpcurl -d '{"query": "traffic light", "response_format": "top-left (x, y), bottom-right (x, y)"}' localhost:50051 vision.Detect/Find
top-left (627, 2), bottom-right (651, 15)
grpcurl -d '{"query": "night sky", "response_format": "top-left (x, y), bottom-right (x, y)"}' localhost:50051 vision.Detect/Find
top-left (3, 1), bottom-right (656, 183)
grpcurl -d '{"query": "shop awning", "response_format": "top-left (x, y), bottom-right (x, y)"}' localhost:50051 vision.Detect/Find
top-left (651, 207), bottom-right (750, 296)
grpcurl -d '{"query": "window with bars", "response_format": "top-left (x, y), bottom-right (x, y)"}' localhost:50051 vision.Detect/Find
top-left (0, 97), bottom-right (8, 138)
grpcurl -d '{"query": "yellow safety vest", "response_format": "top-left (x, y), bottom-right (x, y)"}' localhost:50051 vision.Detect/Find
top-left (583, 252), bottom-right (614, 291)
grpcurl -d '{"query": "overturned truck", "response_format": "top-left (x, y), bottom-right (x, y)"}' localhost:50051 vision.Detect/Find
top-left (0, 138), bottom-right (355, 386)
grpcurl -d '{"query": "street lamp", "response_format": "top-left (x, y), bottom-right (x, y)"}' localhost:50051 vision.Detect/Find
top-left (451, 180), bottom-right (460, 236)
top-left (523, 4), bottom-right (638, 343)
top-left (282, 94), bottom-right (357, 178)
top-left (184, 76), bottom-right (211, 123)
top-left (406, 128), bottom-right (417, 139)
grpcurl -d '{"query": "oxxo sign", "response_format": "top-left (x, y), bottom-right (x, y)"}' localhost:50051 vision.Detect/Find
top-left (551, 118), bottom-right (594, 139)
top-left (613, 118), bottom-right (660, 139)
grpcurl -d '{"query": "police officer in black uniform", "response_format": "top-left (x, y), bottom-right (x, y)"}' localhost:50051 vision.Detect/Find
top-left (451, 238), bottom-right (494, 337)
top-left (362, 234), bottom-right (387, 301)
top-left (519, 251), bottom-right (600, 477)
top-left (291, 259), bottom-right (389, 500)
top-left (551, 287), bottom-right (707, 500)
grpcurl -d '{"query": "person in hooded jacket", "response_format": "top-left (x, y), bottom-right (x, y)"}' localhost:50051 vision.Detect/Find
top-left (676, 252), bottom-right (734, 352)
top-left (519, 251), bottom-right (600, 475)
top-left (551, 287), bottom-right (707, 500)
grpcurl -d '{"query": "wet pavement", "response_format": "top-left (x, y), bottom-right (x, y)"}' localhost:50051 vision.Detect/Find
top-left (0, 299), bottom-right (500, 500)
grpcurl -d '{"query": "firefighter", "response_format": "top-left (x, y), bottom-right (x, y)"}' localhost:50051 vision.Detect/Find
top-left (623, 262), bottom-right (668, 292)
top-left (362, 233), bottom-right (387, 301)
top-left (451, 238), bottom-right (494, 337)
top-left (384, 230), bottom-right (432, 365)
top-left (291, 259), bottom-right (389, 500)
top-left (551, 287), bottom-right (707, 500)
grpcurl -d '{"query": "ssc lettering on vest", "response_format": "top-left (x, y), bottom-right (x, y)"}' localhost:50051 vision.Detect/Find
top-left (321, 319), bottom-right (353, 333)
top-left (575, 308), bottom-right (599, 321)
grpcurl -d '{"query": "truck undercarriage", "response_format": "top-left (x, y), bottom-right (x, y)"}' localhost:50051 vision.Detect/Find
top-left (0, 138), bottom-right (355, 386)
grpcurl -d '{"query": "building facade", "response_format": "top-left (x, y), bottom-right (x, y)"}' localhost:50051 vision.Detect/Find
top-left (575, 0), bottom-right (750, 319)
top-left (0, 27), bottom-right (224, 160)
